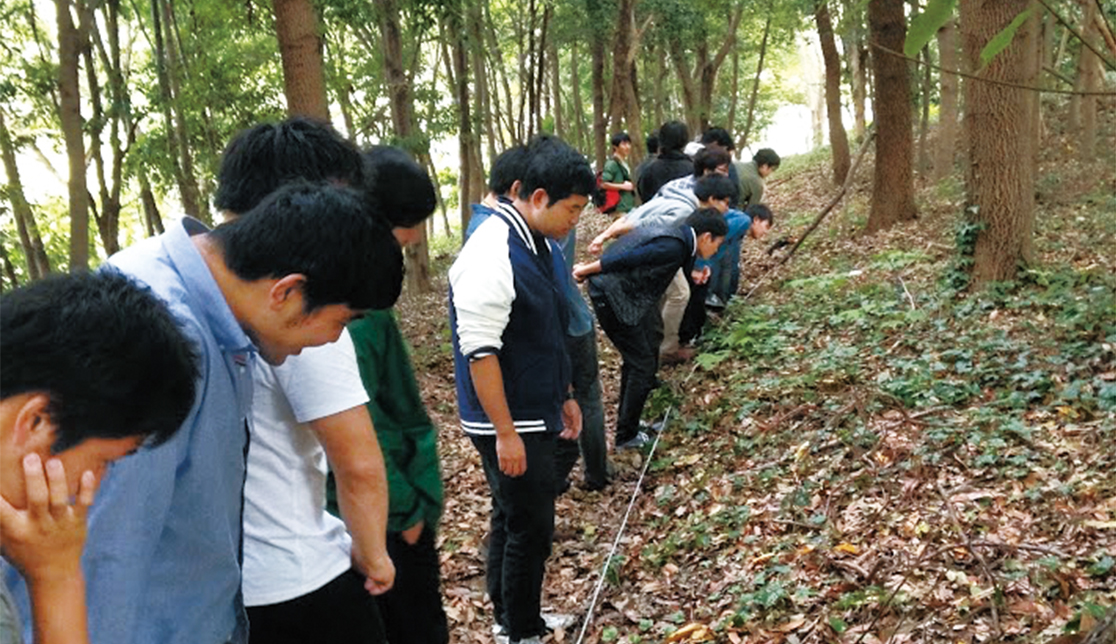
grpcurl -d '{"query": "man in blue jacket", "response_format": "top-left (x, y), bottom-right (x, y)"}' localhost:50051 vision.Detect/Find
top-left (449, 136), bottom-right (594, 644)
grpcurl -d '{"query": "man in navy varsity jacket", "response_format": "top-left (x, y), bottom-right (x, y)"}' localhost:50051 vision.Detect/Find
top-left (448, 136), bottom-right (595, 644)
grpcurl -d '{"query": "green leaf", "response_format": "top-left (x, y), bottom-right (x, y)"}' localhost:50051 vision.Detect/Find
top-left (1088, 555), bottom-right (1114, 577)
top-left (980, 8), bottom-right (1034, 66)
top-left (829, 616), bottom-right (848, 633)
top-left (905, 0), bottom-right (956, 58)
top-left (601, 626), bottom-right (619, 642)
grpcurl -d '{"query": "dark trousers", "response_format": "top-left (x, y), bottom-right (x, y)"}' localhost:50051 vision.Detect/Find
top-left (556, 329), bottom-right (609, 488)
top-left (246, 569), bottom-right (385, 644)
top-left (376, 527), bottom-right (449, 644)
top-left (680, 279), bottom-right (709, 346)
top-left (471, 432), bottom-right (557, 641)
top-left (592, 296), bottom-right (661, 445)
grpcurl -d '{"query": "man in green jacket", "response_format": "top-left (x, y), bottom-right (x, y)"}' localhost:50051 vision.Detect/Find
top-left (329, 146), bottom-right (448, 644)
top-left (734, 147), bottom-right (781, 208)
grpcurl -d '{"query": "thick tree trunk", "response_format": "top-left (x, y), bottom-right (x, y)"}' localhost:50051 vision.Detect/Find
top-left (961, 0), bottom-right (1036, 284)
top-left (866, 0), bottom-right (917, 233)
top-left (815, 1), bottom-right (851, 183)
top-left (933, 19), bottom-right (960, 182)
top-left (273, 0), bottom-right (329, 119)
top-left (0, 111), bottom-right (51, 278)
top-left (608, 0), bottom-right (635, 135)
top-left (1074, 0), bottom-right (1102, 161)
top-left (737, 16), bottom-right (771, 153)
top-left (56, 0), bottom-right (89, 270)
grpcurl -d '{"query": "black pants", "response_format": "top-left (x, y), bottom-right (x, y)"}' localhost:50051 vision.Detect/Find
top-left (555, 329), bottom-right (609, 489)
top-left (471, 432), bottom-right (557, 641)
top-left (246, 569), bottom-right (385, 644)
top-left (592, 296), bottom-right (661, 444)
top-left (680, 279), bottom-right (709, 346)
top-left (376, 528), bottom-right (449, 644)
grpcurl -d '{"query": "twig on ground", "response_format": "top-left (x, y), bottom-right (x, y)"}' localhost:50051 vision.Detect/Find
top-left (936, 480), bottom-right (1003, 639)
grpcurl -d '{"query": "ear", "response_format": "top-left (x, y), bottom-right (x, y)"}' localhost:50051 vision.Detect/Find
top-left (508, 179), bottom-right (523, 199)
top-left (529, 188), bottom-right (550, 210)
top-left (267, 274), bottom-right (308, 311)
top-left (11, 393), bottom-right (58, 454)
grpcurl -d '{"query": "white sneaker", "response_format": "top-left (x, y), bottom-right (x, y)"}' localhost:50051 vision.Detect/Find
top-left (542, 612), bottom-right (576, 630)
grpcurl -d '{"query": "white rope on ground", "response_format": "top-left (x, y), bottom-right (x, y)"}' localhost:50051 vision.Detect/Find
top-left (574, 405), bottom-right (674, 644)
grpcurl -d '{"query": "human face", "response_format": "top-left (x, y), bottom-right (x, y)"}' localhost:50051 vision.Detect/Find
top-left (750, 218), bottom-right (771, 240)
top-left (525, 190), bottom-right (588, 240)
top-left (393, 224), bottom-right (424, 248)
top-left (248, 302), bottom-right (363, 366)
top-left (0, 394), bottom-right (143, 508)
top-left (703, 197), bottom-right (730, 214)
top-left (714, 164), bottom-right (730, 177)
top-left (758, 163), bottom-right (776, 179)
top-left (616, 140), bottom-right (632, 158)
top-left (697, 233), bottom-right (724, 259)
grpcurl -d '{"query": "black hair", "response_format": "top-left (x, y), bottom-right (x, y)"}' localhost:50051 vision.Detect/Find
top-left (610, 131), bottom-right (631, 149)
top-left (214, 117), bottom-right (362, 214)
top-left (693, 174), bottom-right (737, 202)
top-left (488, 145), bottom-right (528, 195)
top-left (1, 270), bottom-right (198, 453)
top-left (692, 146), bottom-right (732, 177)
top-left (516, 135), bottom-right (596, 206)
top-left (746, 203), bottom-right (774, 225)
top-left (210, 181), bottom-right (403, 311)
top-left (657, 121), bottom-right (690, 154)
top-left (700, 127), bottom-right (734, 150)
top-left (645, 133), bottom-right (659, 156)
top-left (362, 145), bottom-right (437, 229)
top-left (754, 148), bottom-right (781, 168)
top-left (686, 207), bottom-right (729, 238)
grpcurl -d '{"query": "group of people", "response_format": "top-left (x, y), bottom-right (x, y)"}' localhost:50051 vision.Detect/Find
top-left (0, 116), bottom-right (778, 644)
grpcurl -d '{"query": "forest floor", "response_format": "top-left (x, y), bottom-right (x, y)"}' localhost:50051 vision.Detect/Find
top-left (395, 107), bottom-right (1116, 644)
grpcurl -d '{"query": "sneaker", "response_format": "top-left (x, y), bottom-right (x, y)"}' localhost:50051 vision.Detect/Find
top-left (705, 293), bottom-right (726, 310)
top-left (639, 419), bottom-right (665, 433)
top-left (616, 431), bottom-right (650, 451)
top-left (511, 638), bottom-right (543, 644)
top-left (542, 612), bottom-right (576, 630)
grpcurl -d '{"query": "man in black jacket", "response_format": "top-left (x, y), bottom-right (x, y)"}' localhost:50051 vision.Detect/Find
top-left (636, 120), bottom-right (693, 203)
top-left (572, 209), bottom-right (727, 450)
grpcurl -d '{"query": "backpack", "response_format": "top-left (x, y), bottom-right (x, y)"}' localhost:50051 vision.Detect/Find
top-left (593, 165), bottom-right (623, 214)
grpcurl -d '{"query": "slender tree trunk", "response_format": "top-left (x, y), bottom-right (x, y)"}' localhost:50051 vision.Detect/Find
top-left (139, 167), bottom-right (164, 237)
top-left (467, 1), bottom-right (495, 163)
top-left (727, 46), bottom-right (739, 144)
top-left (571, 42), bottom-right (589, 153)
top-left (738, 16), bottom-right (771, 153)
top-left (933, 19), bottom-right (960, 182)
top-left (0, 111), bottom-right (51, 278)
top-left (56, 0), bottom-right (89, 270)
top-left (273, 0), bottom-right (329, 119)
top-left (444, 3), bottom-right (479, 235)
top-left (845, 31), bottom-right (868, 140)
top-left (162, 0), bottom-right (204, 221)
top-left (151, 0), bottom-right (199, 221)
top-left (1, 241), bottom-right (19, 289)
top-left (591, 30), bottom-right (607, 169)
top-left (652, 43), bottom-right (666, 133)
top-left (549, 38), bottom-right (563, 140)
top-left (534, 3), bottom-right (550, 136)
top-left (917, 45), bottom-right (932, 176)
top-left (1074, 0), bottom-right (1102, 160)
top-left (961, 0), bottom-right (1036, 283)
top-left (608, 0), bottom-right (635, 135)
top-left (815, 1), bottom-right (851, 183)
top-left (866, 0), bottom-right (917, 233)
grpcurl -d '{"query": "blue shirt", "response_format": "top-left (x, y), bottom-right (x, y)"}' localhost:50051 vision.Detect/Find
top-left (468, 202), bottom-right (593, 337)
top-left (697, 209), bottom-right (752, 271)
top-left (4, 218), bottom-right (256, 644)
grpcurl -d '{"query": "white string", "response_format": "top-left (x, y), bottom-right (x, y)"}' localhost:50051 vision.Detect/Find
top-left (574, 405), bottom-right (673, 644)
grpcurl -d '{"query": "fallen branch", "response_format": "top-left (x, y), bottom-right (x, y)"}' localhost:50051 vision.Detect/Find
top-left (936, 480), bottom-right (1002, 639)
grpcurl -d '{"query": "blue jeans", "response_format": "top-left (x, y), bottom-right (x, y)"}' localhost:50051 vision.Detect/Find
top-left (471, 432), bottom-right (557, 641)
top-left (556, 330), bottom-right (609, 488)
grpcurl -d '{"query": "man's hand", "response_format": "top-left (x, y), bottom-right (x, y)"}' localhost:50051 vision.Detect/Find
top-left (401, 520), bottom-right (424, 546)
top-left (691, 266), bottom-right (712, 285)
top-left (560, 398), bottom-right (582, 440)
top-left (497, 431), bottom-right (527, 477)
top-left (353, 545), bottom-right (395, 596)
top-left (621, 181), bottom-right (634, 192)
top-left (0, 454), bottom-right (95, 585)
top-left (572, 263), bottom-right (591, 283)
top-left (587, 236), bottom-right (606, 256)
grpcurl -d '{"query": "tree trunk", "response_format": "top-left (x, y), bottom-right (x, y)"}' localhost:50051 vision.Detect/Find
top-left (866, 0), bottom-right (917, 233)
top-left (727, 46), bottom-right (739, 146)
top-left (608, 0), bottom-right (635, 136)
top-left (273, 0), bottom-right (329, 119)
top-left (549, 37), bottom-right (563, 139)
top-left (151, 0), bottom-right (201, 222)
top-left (139, 168), bottom-right (164, 237)
top-left (379, 0), bottom-right (430, 294)
top-left (162, 0), bottom-right (204, 222)
top-left (571, 42), bottom-right (589, 153)
top-left (466, 0), bottom-right (495, 163)
top-left (815, 1), bottom-right (851, 183)
top-left (738, 16), bottom-right (771, 153)
top-left (591, 29), bottom-right (607, 169)
top-left (56, 0), bottom-right (90, 271)
top-left (961, 0), bottom-right (1036, 284)
top-left (933, 19), bottom-right (960, 182)
top-left (1074, 0), bottom-right (1102, 160)
top-left (0, 111), bottom-right (51, 279)
top-left (444, 3), bottom-right (479, 236)
top-left (845, 31), bottom-right (868, 141)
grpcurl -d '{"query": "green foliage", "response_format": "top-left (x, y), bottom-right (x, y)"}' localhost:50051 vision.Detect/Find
top-left (979, 8), bottom-right (1034, 67)
top-left (905, 0), bottom-right (956, 57)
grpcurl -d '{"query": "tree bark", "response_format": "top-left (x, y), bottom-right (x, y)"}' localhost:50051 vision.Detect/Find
top-left (273, 0), bottom-right (330, 119)
top-left (0, 111), bottom-right (51, 279)
top-left (845, 31), bottom-right (868, 141)
top-left (866, 0), bottom-right (917, 233)
top-left (444, 3), bottom-right (480, 235)
top-left (591, 27), bottom-right (607, 169)
top-left (738, 16), bottom-right (771, 153)
top-left (151, 0), bottom-right (201, 221)
top-left (549, 37), bottom-right (563, 139)
top-left (933, 19), bottom-right (960, 182)
top-left (1073, 0), bottom-right (1102, 160)
top-left (961, 0), bottom-right (1036, 284)
top-left (815, 1), bottom-right (851, 183)
top-left (56, 0), bottom-right (90, 270)
top-left (571, 42), bottom-right (589, 153)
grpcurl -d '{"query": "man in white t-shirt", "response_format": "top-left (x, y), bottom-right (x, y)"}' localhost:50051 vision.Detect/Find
top-left (218, 119), bottom-right (402, 644)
